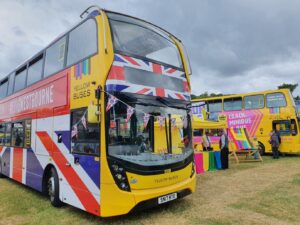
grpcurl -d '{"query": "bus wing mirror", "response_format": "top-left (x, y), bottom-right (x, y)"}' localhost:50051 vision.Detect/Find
top-left (88, 104), bottom-right (100, 123)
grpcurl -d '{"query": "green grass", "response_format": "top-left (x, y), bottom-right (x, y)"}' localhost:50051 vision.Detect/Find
top-left (1, 156), bottom-right (300, 225)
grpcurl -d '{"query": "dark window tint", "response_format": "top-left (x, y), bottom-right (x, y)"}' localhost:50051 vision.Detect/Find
top-left (193, 129), bottom-right (203, 136)
top-left (27, 55), bottom-right (43, 86)
top-left (44, 37), bottom-right (66, 77)
top-left (14, 67), bottom-right (27, 92)
top-left (12, 122), bottom-right (24, 147)
top-left (0, 124), bottom-right (5, 145)
top-left (4, 123), bottom-right (11, 146)
top-left (273, 120), bottom-right (290, 136)
top-left (266, 93), bottom-right (286, 108)
top-left (291, 119), bottom-right (298, 136)
top-left (0, 79), bottom-right (8, 98)
top-left (224, 97), bottom-right (242, 111)
top-left (24, 120), bottom-right (32, 148)
top-left (244, 95), bottom-right (264, 110)
top-left (71, 109), bottom-right (100, 155)
top-left (207, 100), bottom-right (222, 112)
top-left (7, 73), bottom-right (14, 95)
top-left (67, 19), bottom-right (97, 66)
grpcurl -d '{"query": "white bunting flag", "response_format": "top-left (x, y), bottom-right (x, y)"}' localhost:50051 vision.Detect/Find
top-left (125, 106), bottom-right (135, 122)
top-left (143, 113), bottom-right (150, 128)
top-left (106, 95), bottom-right (118, 112)
top-left (71, 124), bottom-right (78, 138)
top-left (81, 115), bottom-right (87, 129)
top-left (182, 115), bottom-right (188, 129)
top-left (158, 116), bottom-right (165, 129)
top-left (171, 117), bottom-right (177, 128)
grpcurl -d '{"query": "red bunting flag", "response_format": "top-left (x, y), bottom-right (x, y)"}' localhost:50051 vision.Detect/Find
top-left (106, 95), bottom-right (118, 112)
top-left (125, 106), bottom-right (135, 122)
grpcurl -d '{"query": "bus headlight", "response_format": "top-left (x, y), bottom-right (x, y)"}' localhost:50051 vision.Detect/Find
top-left (109, 161), bottom-right (131, 192)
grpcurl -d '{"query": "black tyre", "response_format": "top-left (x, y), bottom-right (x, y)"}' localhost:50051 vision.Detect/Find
top-left (0, 158), bottom-right (5, 178)
top-left (258, 142), bottom-right (265, 156)
top-left (48, 168), bottom-right (63, 207)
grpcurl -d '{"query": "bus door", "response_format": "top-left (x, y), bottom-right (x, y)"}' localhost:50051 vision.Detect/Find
top-left (272, 120), bottom-right (295, 152)
top-left (63, 108), bottom-right (100, 206)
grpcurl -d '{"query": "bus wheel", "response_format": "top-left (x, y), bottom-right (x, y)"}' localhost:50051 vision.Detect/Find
top-left (48, 168), bottom-right (63, 207)
top-left (0, 158), bottom-right (5, 178)
top-left (258, 142), bottom-right (265, 156)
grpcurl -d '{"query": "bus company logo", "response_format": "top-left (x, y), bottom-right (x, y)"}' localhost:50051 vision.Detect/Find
top-left (74, 58), bottom-right (91, 79)
top-left (154, 175), bottom-right (178, 184)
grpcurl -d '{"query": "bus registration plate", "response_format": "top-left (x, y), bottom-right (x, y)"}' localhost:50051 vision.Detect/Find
top-left (158, 193), bottom-right (177, 204)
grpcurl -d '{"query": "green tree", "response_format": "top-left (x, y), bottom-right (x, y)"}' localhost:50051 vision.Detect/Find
top-left (278, 83), bottom-right (298, 94)
top-left (191, 92), bottom-right (223, 100)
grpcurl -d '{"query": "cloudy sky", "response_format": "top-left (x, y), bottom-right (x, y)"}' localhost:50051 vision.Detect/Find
top-left (1, 0), bottom-right (300, 96)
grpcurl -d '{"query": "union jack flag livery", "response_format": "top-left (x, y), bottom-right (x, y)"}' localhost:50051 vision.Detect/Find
top-left (106, 54), bottom-right (191, 101)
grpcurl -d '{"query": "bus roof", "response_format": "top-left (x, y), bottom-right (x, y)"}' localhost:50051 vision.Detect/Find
top-left (192, 89), bottom-right (292, 102)
top-left (0, 7), bottom-right (181, 84)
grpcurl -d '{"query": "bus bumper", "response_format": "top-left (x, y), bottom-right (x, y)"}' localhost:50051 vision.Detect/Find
top-left (100, 173), bottom-right (196, 217)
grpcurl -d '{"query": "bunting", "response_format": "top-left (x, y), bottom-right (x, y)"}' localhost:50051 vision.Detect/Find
top-left (81, 115), bottom-right (87, 129)
top-left (126, 106), bottom-right (135, 122)
top-left (158, 116), bottom-right (165, 129)
top-left (71, 124), bottom-right (78, 138)
top-left (143, 113), bottom-right (150, 128)
top-left (106, 95), bottom-right (118, 112)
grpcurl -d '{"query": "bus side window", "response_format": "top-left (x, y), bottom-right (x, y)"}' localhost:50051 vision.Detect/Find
top-left (12, 122), bottom-right (25, 147)
top-left (67, 19), bottom-right (97, 66)
top-left (193, 129), bottom-right (203, 137)
top-left (44, 37), bottom-right (67, 78)
top-left (4, 123), bottom-right (12, 146)
top-left (291, 119), bottom-right (298, 136)
top-left (71, 109), bottom-right (100, 156)
top-left (272, 120), bottom-right (291, 136)
top-left (25, 120), bottom-right (32, 148)
top-left (0, 124), bottom-right (5, 145)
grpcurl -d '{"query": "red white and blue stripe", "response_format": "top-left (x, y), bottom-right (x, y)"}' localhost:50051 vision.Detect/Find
top-left (106, 54), bottom-right (191, 101)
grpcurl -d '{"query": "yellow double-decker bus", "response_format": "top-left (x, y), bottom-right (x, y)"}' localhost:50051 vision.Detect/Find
top-left (192, 89), bottom-right (300, 154)
top-left (0, 6), bottom-right (195, 217)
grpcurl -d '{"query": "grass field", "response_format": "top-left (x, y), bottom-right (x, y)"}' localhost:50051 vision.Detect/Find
top-left (1, 156), bottom-right (300, 225)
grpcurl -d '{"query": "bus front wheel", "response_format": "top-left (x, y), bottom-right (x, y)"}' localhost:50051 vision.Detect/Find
top-left (48, 168), bottom-right (63, 207)
top-left (258, 142), bottom-right (265, 156)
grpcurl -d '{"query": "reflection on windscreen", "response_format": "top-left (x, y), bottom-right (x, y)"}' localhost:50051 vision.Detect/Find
top-left (107, 100), bottom-right (193, 166)
top-left (108, 15), bottom-right (182, 69)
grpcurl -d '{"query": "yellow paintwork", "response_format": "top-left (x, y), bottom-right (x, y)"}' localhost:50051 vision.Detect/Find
top-left (192, 116), bottom-right (227, 129)
top-left (203, 152), bottom-right (209, 171)
top-left (127, 163), bottom-right (193, 190)
top-left (68, 11), bottom-right (195, 217)
top-left (193, 89), bottom-right (300, 154)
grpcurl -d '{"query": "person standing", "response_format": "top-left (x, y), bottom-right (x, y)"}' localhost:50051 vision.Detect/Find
top-left (219, 129), bottom-right (229, 169)
top-left (203, 130), bottom-right (212, 151)
top-left (269, 130), bottom-right (280, 159)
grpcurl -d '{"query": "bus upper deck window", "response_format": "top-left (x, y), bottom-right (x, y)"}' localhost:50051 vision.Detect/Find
top-left (266, 93), bottom-right (287, 108)
top-left (67, 19), bottom-right (97, 66)
top-left (44, 37), bottom-right (66, 77)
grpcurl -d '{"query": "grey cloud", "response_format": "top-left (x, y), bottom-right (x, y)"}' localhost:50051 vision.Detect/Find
top-left (1, 0), bottom-right (300, 96)
top-left (11, 26), bottom-right (26, 37)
